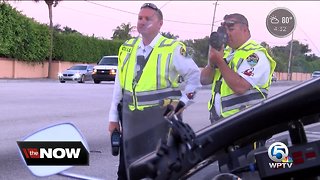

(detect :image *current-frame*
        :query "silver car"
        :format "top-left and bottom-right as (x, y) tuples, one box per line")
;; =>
(312, 71), (320, 78)
(58, 64), (94, 83)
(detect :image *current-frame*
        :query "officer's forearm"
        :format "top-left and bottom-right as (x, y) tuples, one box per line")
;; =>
(200, 65), (215, 85)
(217, 62), (251, 94)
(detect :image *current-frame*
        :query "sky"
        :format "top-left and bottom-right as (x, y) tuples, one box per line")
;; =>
(8, 1), (320, 56)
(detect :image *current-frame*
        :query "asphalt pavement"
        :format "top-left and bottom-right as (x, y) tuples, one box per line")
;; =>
(0, 79), (309, 180)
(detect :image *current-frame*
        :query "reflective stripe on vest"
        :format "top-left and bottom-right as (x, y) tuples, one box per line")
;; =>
(221, 89), (268, 112)
(159, 39), (177, 47)
(123, 88), (181, 106)
(120, 38), (139, 72)
(209, 40), (276, 118)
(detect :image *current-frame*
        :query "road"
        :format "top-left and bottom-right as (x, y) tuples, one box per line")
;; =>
(0, 79), (305, 180)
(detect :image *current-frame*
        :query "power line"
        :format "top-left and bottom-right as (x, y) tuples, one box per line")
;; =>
(59, 4), (111, 19)
(270, 1), (319, 55)
(84, 0), (219, 26)
(297, 25), (320, 55)
(84, 0), (137, 15)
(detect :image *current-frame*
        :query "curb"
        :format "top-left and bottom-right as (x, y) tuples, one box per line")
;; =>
(0, 78), (56, 83)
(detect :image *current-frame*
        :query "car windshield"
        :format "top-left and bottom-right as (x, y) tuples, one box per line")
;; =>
(99, 57), (118, 65)
(69, 65), (87, 70)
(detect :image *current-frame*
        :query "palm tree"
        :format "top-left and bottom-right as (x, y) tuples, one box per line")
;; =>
(161, 32), (179, 39)
(112, 23), (135, 40)
(34, 0), (61, 78)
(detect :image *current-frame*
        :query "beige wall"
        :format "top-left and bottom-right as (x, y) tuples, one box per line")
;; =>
(275, 71), (312, 81)
(0, 57), (93, 80)
(0, 58), (14, 78)
(0, 57), (313, 81)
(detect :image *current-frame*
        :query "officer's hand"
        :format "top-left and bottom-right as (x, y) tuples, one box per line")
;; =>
(108, 122), (120, 135)
(209, 45), (224, 67)
(160, 99), (185, 119)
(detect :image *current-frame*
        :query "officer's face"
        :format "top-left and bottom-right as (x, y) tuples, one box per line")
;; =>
(137, 8), (163, 36)
(223, 18), (249, 49)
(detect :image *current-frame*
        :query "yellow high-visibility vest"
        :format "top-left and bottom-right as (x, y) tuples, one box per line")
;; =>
(118, 36), (185, 111)
(208, 40), (276, 118)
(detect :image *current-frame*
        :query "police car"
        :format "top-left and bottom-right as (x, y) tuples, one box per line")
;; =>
(92, 56), (118, 84)
(128, 77), (320, 180)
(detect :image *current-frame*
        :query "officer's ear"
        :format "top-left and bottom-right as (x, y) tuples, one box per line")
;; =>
(159, 20), (163, 27)
(241, 24), (249, 32)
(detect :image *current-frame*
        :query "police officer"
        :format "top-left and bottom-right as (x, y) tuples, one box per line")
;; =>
(201, 13), (276, 123)
(201, 13), (276, 175)
(108, 3), (201, 180)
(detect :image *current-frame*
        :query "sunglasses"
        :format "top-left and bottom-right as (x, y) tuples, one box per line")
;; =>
(141, 3), (159, 11)
(221, 20), (247, 28)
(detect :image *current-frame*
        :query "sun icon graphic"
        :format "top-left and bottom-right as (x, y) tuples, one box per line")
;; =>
(270, 15), (280, 24)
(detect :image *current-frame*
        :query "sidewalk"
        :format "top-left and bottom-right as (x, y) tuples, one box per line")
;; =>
(270, 80), (303, 86)
(0, 78), (56, 83)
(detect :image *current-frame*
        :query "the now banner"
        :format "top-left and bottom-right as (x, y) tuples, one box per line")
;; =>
(17, 141), (89, 166)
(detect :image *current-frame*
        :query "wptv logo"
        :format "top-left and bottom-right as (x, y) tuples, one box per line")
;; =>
(17, 141), (89, 166)
(268, 142), (293, 169)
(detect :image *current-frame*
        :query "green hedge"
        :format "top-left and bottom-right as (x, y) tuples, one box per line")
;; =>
(53, 32), (123, 63)
(0, 3), (50, 62)
(0, 3), (123, 63)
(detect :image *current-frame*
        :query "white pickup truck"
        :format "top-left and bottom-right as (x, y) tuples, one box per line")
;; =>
(92, 55), (118, 84)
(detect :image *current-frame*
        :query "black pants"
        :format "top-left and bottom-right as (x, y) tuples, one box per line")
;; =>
(117, 105), (169, 180)
(117, 139), (128, 180)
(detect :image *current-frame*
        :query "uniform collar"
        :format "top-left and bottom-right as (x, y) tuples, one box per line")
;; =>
(138, 33), (162, 49)
(236, 38), (253, 51)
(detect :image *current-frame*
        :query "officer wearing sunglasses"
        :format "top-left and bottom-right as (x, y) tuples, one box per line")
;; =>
(201, 13), (276, 123)
(108, 3), (201, 180)
(200, 13), (277, 176)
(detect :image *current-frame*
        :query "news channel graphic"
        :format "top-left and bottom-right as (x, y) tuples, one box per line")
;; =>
(268, 142), (293, 169)
(266, 7), (296, 38)
(17, 141), (89, 165)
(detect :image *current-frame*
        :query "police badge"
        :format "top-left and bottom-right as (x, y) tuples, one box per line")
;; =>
(180, 47), (194, 58)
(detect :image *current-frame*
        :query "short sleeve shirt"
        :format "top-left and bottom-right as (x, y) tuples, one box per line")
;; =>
(214, 49), (271, 116)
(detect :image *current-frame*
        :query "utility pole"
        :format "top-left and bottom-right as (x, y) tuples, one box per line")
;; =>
(207, 0), (219, 60)
(210, 0), (219, 33)
(287, 31), (294, 80)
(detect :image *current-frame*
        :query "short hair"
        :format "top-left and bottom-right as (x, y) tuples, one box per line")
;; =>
(224, 13), (249, 28)
(140, 3), (163, 20)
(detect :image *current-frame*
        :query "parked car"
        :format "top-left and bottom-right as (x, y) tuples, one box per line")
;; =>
(92, 55), (118, 84)
(58, 64), (94, 83)
(312, 71), (320, 78)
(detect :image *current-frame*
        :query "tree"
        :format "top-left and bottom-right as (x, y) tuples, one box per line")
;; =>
(63, 26), (81, 35)
(112, 22), (134, 40)
(53, 24), (81, 35)
(260, 41), (275, 58)
(271, 40), (317, 73)
(305, 53), (319, 62)
(183, 37), (210, 67)
(53, 24), (62, 33)
(34, 0), (61, 78)
(161, 32), (179, 39)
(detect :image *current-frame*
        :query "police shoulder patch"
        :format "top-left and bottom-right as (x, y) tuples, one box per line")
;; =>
(180, 47), (187, 57)
(246, 53), (259, 67)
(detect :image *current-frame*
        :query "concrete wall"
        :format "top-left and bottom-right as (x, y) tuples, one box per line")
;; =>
(275, 71), (312, 81)
(0, 57), (94, 80)
(0, 57), (312, 81)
